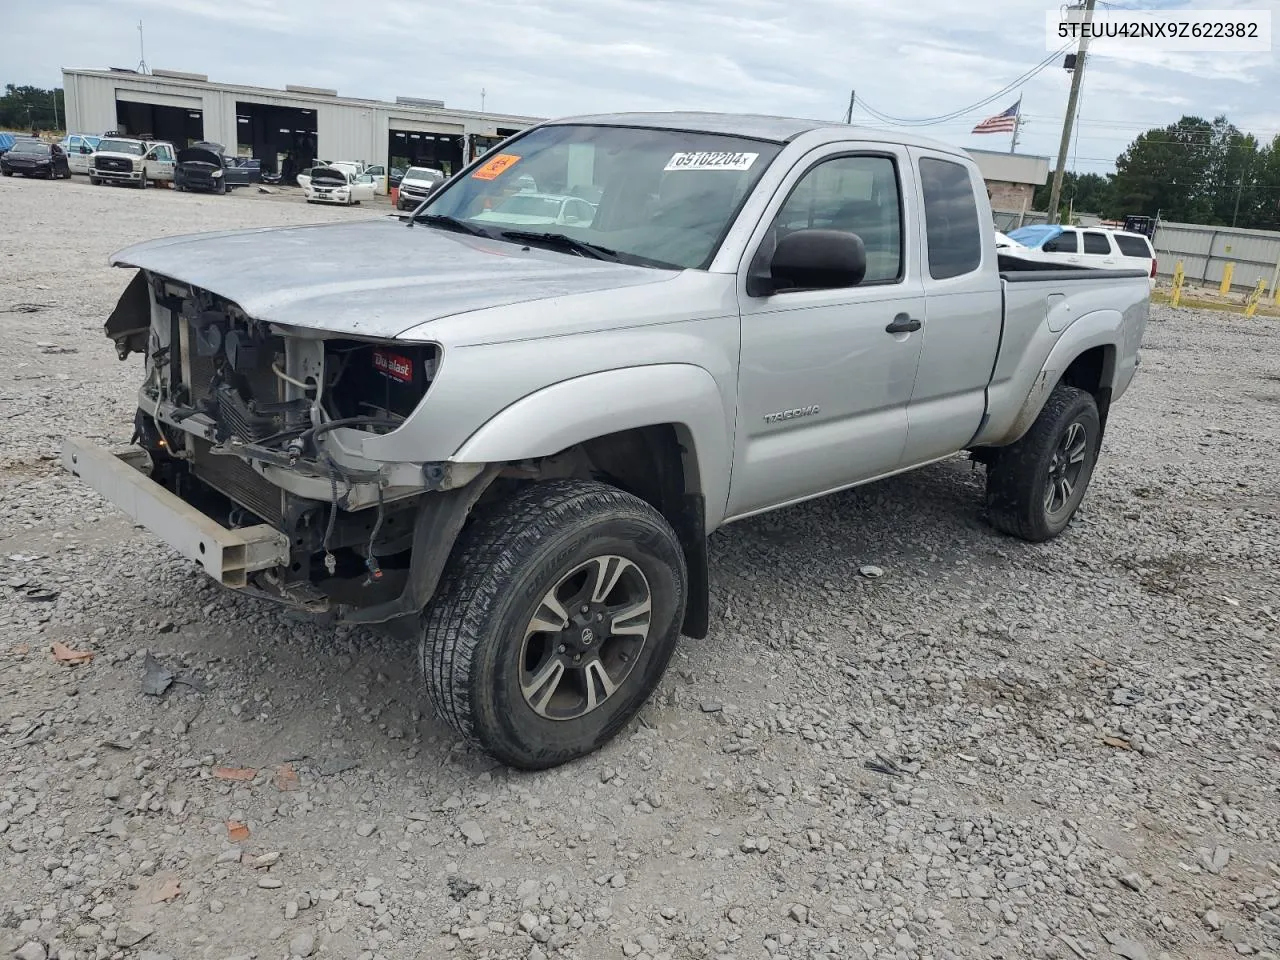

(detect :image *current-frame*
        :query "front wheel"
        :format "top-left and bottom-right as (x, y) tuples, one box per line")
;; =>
(137, 172), (148, 190)
(421, 480), (688, 770)
(985, 384), (1101, 542)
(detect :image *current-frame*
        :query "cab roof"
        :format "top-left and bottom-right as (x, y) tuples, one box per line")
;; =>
(541, 110), (967, 156)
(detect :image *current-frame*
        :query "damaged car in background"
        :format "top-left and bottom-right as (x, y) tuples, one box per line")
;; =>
(63, 111), (1150, 771)
(303, 165), (377, 205)
(174, 141), (261, 194)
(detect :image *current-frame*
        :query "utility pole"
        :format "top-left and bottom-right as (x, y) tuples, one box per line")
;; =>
(844, 89), (855, 124)
(1047, 0), (1096, 223)
(1232, 177), (1244, 227)
(52, 90), (60, 132)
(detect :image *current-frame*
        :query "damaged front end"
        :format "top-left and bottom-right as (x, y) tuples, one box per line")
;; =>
(91, 269), (489, 623)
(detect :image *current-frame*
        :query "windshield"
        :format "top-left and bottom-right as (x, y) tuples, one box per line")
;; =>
(421, 123), (783, 270)
(404, 167), (441, 181)
(11, 141), (51, 156)
(98, 139), (146, 156)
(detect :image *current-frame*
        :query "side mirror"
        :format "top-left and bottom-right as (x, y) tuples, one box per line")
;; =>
(749, 229), (867, 296)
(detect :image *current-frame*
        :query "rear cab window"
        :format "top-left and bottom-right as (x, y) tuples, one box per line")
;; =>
(1115, 234), (1153, 258)
(917, 157), (982, 279)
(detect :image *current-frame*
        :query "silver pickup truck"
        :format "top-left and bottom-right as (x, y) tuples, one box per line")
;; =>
(64, 112), (1150, 770)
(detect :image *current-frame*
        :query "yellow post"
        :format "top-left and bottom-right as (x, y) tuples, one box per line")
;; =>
(1245, 278), (1266, 317)
(1219, 262), (1235, 296)
(1171, 260), (1185, 307)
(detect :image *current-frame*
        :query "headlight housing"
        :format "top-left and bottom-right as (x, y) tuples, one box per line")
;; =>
(212, 169), (223, 178)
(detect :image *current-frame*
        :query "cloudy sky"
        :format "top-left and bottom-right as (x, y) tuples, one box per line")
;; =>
(9, 0), (1279, 172)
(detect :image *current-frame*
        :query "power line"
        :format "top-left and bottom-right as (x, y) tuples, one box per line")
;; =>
(852, 42), (1074, 127)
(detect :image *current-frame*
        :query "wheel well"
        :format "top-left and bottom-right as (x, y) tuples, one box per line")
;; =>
(500, 425), (710, 640)
(1062, 346), (1115, 433)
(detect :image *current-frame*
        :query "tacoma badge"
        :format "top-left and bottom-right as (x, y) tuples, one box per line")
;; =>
(764, 405), (820, 424)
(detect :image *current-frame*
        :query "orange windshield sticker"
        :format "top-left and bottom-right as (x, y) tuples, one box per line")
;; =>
(472, 153), (521, 180)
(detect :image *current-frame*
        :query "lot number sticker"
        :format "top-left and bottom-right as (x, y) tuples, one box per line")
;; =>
(472, 153), (522, 180)
(664, 151), (759, 172)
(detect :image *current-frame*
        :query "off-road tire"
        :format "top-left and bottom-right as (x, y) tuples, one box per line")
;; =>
(420, 479), (688, 770)
(986, 383), (1101, 543)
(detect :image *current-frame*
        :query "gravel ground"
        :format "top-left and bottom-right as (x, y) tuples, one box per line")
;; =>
(1, 175), (1278, 960)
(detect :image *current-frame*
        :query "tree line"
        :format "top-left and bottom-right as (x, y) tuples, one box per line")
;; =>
(1033, 115), (1280, 231)
(0, 84), (66, 133)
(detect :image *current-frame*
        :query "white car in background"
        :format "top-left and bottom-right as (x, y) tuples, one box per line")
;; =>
(994, 230), (1023, 250)
(296, 160), (367, 192)
(472, 192), (598, 227)
(1006, 224), (1158, 288)
(302, 165), (377, 205)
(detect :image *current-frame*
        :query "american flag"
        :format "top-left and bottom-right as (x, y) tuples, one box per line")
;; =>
(972, 100), (1021, 134)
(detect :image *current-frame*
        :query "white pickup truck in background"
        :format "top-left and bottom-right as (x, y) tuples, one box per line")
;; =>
(88, 136), (177, 188)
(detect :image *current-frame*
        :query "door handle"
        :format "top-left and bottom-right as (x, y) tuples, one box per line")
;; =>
(885, 313), (922, 334)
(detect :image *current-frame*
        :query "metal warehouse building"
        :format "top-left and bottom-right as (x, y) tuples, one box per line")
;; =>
(61, 67), (545, 178)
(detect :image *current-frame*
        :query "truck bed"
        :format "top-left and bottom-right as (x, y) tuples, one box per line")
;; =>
(967, 255), (1152, 448)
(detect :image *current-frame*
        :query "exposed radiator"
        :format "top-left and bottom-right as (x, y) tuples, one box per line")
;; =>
(191, 439), (285, 526)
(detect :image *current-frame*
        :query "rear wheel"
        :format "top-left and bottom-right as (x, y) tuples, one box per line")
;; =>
(420, 480), (688, 770)
(986, 384), (1101, 542)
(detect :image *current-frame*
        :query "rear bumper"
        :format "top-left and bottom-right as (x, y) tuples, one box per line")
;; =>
(60, 437), (290, 588)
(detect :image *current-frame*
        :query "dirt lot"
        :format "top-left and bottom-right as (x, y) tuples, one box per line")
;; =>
(1, 175), (1278, 960)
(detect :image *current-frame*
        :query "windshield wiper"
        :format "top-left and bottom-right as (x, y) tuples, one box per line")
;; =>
(411, 213), (490, 237)
(497, 231), (622, 262)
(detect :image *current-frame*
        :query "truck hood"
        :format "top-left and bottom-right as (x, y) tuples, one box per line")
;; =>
(108, 218), (677, 338)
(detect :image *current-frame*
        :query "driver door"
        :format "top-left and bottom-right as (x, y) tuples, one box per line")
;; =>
(146, 144), (175, 181)
(70, 142), (93, 175)
(726, 145), (926, 519)
(352, 173), (376, 201)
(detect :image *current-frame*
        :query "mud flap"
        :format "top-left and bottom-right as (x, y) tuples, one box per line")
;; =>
(104, 269), (151, 360)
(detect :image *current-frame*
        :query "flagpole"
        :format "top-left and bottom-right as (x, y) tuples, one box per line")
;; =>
(1009, 96), (1023, 154)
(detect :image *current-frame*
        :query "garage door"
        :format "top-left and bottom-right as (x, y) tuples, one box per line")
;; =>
(389, 117), (463, 135)
(116, 89), (203, 110)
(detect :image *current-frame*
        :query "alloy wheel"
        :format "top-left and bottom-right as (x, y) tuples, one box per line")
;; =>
(518, 555), (653, 721)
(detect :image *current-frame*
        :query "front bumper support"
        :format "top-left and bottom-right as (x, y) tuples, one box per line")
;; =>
(61, 437), (290, 588)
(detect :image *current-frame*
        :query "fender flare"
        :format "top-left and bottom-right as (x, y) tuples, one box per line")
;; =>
(452, 363), (732, 523)
(1001, 309), (1122, 445)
